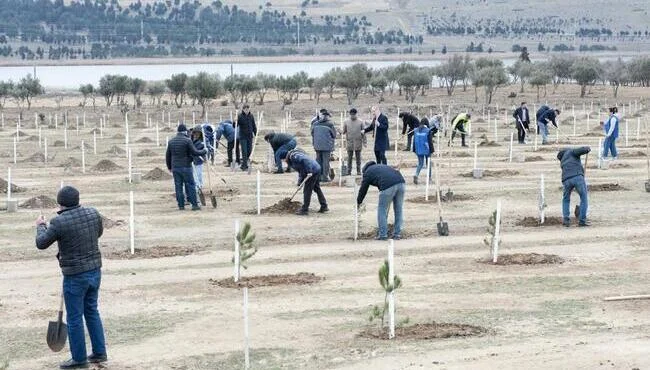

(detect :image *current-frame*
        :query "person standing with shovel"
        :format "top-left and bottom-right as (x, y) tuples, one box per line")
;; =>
(35, 186), (107, 369)
(557, 146), (591, 227)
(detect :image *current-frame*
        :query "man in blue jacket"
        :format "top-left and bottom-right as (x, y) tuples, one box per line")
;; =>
(264, 132), (296, 174)
(536, 106), (560, 145)
(166, 124), (207, 210)
(215, 120), (236, 167)
(602, 107), (619, 160)
(364, 106), (390, 165)
(36, 186), (107, 369)
(286, 148), (329, 215)
(357, 161), (406, 240)
(311, 109), (337, 182)
(557, 146), (591, 227)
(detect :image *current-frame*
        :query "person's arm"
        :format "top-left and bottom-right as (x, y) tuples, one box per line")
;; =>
(513, 108), (519, 120)
(165, 145), (172, 171)
(401, 118), (407, 135)
(572, 146), (591, 157)
(357, 177), (371, 205)
(363, 121), (375, 133)
(36, 219), (58, 250)
(378, 115), (389, 129)
(187, 139), (207, 156)
(330, 124), (336, 139)
(96, 210), (104, 239)
(252, 116), (257, 137)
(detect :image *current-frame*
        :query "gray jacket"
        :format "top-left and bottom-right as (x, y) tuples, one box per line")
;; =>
(36, 206), (103, 276)
(557, 146), (591, 182)
(311, 118), (336, 152)
(343, 118), (365, 151)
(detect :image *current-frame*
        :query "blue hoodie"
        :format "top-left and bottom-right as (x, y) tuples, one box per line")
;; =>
(287, 150), (321, 185)
(557, 146), (591, 182)
(215, 120), (235, 143)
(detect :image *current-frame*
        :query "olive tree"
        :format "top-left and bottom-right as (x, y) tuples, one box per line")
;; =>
(510, 60), (534, 93)
(570, 56), (602, 98)
(186, 72), (223, 119)
(437, 54), (469, 96)
(13, 74), (44, 110)
(224, 74), (259, 109)
(0, 81), (13, 109)
(166, 73), (188, 108)
(147, 81), (166, 107)
(549, 55), (575, 93)
(472, 58), (508, 104)
(603, 58), (628, 98)
(254, 73), (276, 105)
(627, 57), (650, 87)
(129, 78), (146, 108)
(398, 68), (431, 103)
(336, 63), (371, 105)
(320, 68), (340, 98)
(529, 62), (553, 100)
(369, 73), (388, 102)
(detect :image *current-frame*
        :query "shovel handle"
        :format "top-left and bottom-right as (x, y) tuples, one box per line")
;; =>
(58, 292), (65, 320)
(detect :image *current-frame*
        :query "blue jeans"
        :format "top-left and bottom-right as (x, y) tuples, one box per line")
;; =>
(377, 183), (405, 238)
(315, 150), (331, 182)
(173, 167), (198, 208)
(562, 175), (588, 224)
(603, 136), (618, 158)
(537, 121), (549, 143)
(275, 139), (297, 171)
(63, 268), (106, 362)
(415, 155), (431, 179)
(193, 163), (203, 189)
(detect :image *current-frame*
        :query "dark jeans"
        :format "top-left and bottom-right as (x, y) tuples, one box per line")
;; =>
(235, 140), (241, 163)
(347, 150), (361, 175)
(516, 121), (528, 143)
(275, 139), (297, 171)
(173, 167), (198, 208)
(603, 136), (618, 158)
(240, 138), (251, 170)
(451, 123), (467, 146)
(562, 175), (588, 224)
(302, 174), (327, 211)
(63, 268), (106, 362)
(405, 131), (414, 151)
(374, 150), (387, 165)
(315, 150), (331, 181)
(226, 140), (235, 164)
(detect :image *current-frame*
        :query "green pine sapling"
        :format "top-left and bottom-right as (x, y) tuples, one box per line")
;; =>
(233, 222), (257, 276)
(369, 260), (403, 330)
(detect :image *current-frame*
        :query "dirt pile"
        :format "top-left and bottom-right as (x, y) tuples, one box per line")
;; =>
(488, 253), (565, 265)
(254, 198), (302, 214)
(104, 145), (126, 155)
(19, 195), (58, 209)
(525, 156), (544, 162)
(11, 130), (29, 137)
(92, 159), (123, 172)
(588, 183), (625, 191)
(101, 215), (126, 229)
(455, 152), (471, 158)
(609, 163), (631, 169)
(461, 170), (520, 178)
(360, 322), (487, 340)
(357, 225), (435, 240)
(516, 216), (564, 227)
(143, 167), (172, 181)
(211, 272), (322, 289)
(407, 193), (475, 203)
(621, 151), (646, 158)
(106, 245), (203, 259)
(53, 140), (65, 147)
(136, 137), (153, 143)
(137, 149), (157, 157)
(24, 135), (39, 142)
(0, 178), (26, 194)
(113, 133), (125, 139)
(59, 157), (82, 167)
(22, 153), (46, 163)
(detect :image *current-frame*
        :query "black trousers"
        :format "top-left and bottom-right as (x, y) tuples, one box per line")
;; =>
(302, 175), (327, 211)
(374, 150), (387, 165)
(226, 140), (235, 164)
(235, 140), (241, 163)
(347, 150), (361, 175)
(405, 131), (414, 151)
(516, 122), (528, 143)
(451, 124), (467, 146)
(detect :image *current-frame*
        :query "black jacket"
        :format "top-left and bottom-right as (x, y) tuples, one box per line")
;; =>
(236, 112), (257, 140)
(557, 146), (590, 182)
(401, 113), (420, 135)
(357, 164), (405, 204)
(513, 106), (530, 126)
(36, 206), (103, 276)
(166, 133), (207, 170)
(268, 133), (295, 152)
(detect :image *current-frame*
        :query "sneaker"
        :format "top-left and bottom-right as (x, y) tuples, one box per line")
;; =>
(273, 169), (284, 174)
(393, 235), (402, 240)
(413, 176), (418, 185)
(375, 236), (388, 241)
(191, 205), (201, 211)
(295, 209), (309, 216)
(578, 221), (591, 227)
(59, 359), (89, 369)
(87, 353), (107, 364)
(178, 207), (185, 211)
(562, 221), (570, 227)
(317, 206), (329, 213)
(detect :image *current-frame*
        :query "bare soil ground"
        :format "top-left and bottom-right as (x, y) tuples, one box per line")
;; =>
(1, 84), (649, 370)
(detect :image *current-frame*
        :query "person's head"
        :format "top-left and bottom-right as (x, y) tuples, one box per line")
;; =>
(610, 106), (618, 114)
(349, 108), (357, 119)
(521, 101), (527, 107)
(177, 123), (188, 135)
(398, 112), (406, 119)
(362, 161), (376, 174)
(191, 126), (203, 140)
(285, 148), (304, 165)
(57, 186), (80, 209)
(371, 106), (380, 117)
(420, 117), (429, 127)
(242, 104), (250, 113)
(319, 109), (331, 119)
(466, 113), (472, 119)
(264, 132), (275, 142)
(554, 109), (561, 115)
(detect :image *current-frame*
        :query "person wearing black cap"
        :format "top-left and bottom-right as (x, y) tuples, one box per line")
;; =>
(343, 108), (366, 175)
(311, 108), (337, 182)
(513, 102), (530, 144)
(35, 186), (108, 369)
(236, 104), (257, 172)
(166, 123), (207, 210)
(399, 111), (420, 151)
(264, 131), (297, 173)
(357, 161), (406, 240)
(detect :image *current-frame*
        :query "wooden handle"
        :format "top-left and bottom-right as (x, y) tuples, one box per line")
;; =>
(59, 292), (65, 312)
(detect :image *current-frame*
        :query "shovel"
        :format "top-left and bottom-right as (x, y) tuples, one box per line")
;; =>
(204, 159), (217, 208)
(434, 157), (449, 236)
(289, 174), (312, 202)
(574, 152), (589, 218)
(47, 292), (67, 352)
(445, 137), (454, 202)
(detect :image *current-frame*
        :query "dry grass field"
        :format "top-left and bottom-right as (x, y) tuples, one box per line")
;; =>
(1, 83), (649, 369)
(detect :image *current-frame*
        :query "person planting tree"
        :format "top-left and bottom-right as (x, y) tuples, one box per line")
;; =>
(286, 148), (329, 216)
(399, 111), (420, 151)
(357, 161), (406, 240)
(190, 125), (206, 192)
(214, 120), (236, 167)
(264, 131), (296, 174)
(557, 146), (591, 227)
(450, 112), (471, 147)
(35, 186), (108, 369)
(536, 105), (561, 145)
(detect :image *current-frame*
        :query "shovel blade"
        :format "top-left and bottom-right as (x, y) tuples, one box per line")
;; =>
(47, 319), (67, 352)
(574, 205), (580, 219)
(198, 190), (206, 206)
(210, 195), (217, 208)
(437, 221), (449, 236)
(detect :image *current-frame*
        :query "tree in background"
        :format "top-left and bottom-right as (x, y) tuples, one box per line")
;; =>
(519, 47), (530, 62)
(79, 84), (96, 111)
(146, 81), (166, 107)
(626, 56), (650, 87)
(186, 72), (222, 119)
(99, 75), (116, 106)
(166, 73), (188, 108)
(472, 58), (508, 104)
(13, 74), (44, 110)
(336, 63), (371, 105)
(549, 55), (575, 93)
(320, 68), (340, 99)
(437, 54), (468, 96)
(603, 58), (628, 98)
(509, 60), (534, 93)
(529, 62), (553, 100)
(369, 73), (388, 103)
(277, 73), (304, 110)
(0, 81), (15, 110)
(129, 78), (146, 109)
(397, 67), (431, 103)
(571, 57), (602, 98)
(254, 73), (277, 105)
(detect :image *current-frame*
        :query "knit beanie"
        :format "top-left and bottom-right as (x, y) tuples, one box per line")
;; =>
(177, 123), (188, 133)
(57, 186), (80, 208)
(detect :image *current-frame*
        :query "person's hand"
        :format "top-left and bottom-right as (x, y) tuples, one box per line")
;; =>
(36, 215), (46, 226)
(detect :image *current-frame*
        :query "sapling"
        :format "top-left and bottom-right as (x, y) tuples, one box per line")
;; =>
(369, 260), (403, 330)
(483, 206), (502, 261)
(233, 222), (257, 276)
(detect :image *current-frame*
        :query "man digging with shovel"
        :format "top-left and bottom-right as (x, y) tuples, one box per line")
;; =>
(557, 146), (591, 227)
(35, 186), (107, 369)
(357, 161), (406, 240)
(286, 148), (329, 215)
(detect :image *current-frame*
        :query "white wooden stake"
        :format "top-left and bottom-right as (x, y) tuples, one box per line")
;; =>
(13, 137), (17, 164)
(492, 199), (502, 263)
(93, 132), (97, 155)
(129, 191), (135, 255)
(597, 138), (603, 169)
(82, 111), (86, 127)
(34, 112), (37, 128)
(493, 118), (498, 142)
(540, 174), (545, 224)
(387, 239), (395, 340)
(338, 148), (343, 187)
(128, 148), (133, 183)
(192, 111), (196, 125)
(44, 138), (48, 164)
(425, 157), (431, 201)
(243, 287), (250, 370)
(125, 113), (129, 157)
(64, 126), (68, 149)
(353, 182), (358, 241)
(81, 141), (85, 174)
(473, 142), (478, 170)
(6, 167), (11, 201)
(508, 132), (514, 162)
(573, 115), (576, 136)
(625, 120), (629, 147)
(637, 117), (641, 141)
(234, 219), (241, 282)
(256, 170), (261, 215)
(394, 108), (400, 161)
(155, 122), (160, 147)
(15, 125), (19, 142)
(38, 127), (42, 148)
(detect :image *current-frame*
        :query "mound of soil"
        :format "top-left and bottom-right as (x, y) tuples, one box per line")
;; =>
(22, 153), (46, 163)
(20, 195), (58, 209)
(479, 141), (500, 147)
(583, 132), (603, 137)
(143, 167), (172, 181)
(136, 137), (153, 143)
(59, 157), (82, 167)
(516, 216), (564, 227)
(360, 322), (487, 340)
(104, 145), (126, 155)
(211, 272), (322, 289)
(113, 133), (125, 139)
(589, 183), (625, 191)
(356, 224), (435, 240)
(621, 151), (646, 158)
(92, 159), (123, 172)
(11, 130), (29, 137)
(487, 253), (565, 265)
(0, 178), (26, 193)
(461, 169), (520, 178)
(609, 163), (631, 169)
(101, 215), (126, 229)
(137, 149), (157, 157)
(106, 245), (204, 259)
(53, 140), (65, 147)
(455, 152), (472, 158)
(253, 198), (302, 214)
(24, 135), (39, 142)
(407, 193), (475, 203)
(525, 156), (544, 162)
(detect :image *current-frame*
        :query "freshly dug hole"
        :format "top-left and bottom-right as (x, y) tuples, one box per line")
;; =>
(136, 137), (153, 143)
(21, 153), (46, 163)
(516, 216), (564, 227)
(211, 272), (322, 289)
(525, 156), (544, 162)
(20, 195), (58, 209)
(106, 245), (204, 259)
(101, 215), (126, 229)
(143, 167), (172, 181)
(485, 253), (564, 265)
(360, 322), (487, 340)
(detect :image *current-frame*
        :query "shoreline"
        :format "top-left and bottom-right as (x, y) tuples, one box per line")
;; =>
(0, 51), (645, 67)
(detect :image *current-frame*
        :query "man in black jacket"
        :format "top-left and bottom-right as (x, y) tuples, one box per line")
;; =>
(558, 146), (591, 227)
(36, 186), (107, 369)
(166, 124), (207, 210)
(264, 132), (296, 173)
(399, 112), (420, 151)
(513, 102), (530, 144)
(357, 161), (406, 240)
(236, 104), (257, 172)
